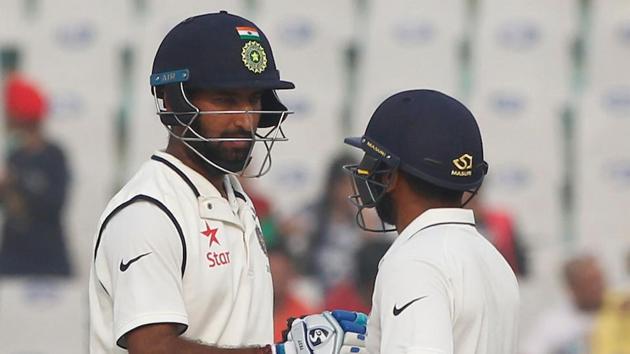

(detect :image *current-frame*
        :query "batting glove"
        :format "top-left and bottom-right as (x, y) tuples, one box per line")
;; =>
(274, 310), (368, 354)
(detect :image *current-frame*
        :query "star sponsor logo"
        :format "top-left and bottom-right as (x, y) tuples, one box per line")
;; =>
(206, 250), (231, 268)
(201, 222), (220, 248)
(200, 222), (231, 268)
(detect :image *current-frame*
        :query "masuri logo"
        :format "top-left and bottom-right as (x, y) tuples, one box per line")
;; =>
(451, 154), (473, 177)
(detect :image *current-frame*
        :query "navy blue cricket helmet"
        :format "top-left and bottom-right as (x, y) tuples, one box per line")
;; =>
(344, 89), (489, 230)
(147, 11), (295, 177)
(150, 11), (294, 128)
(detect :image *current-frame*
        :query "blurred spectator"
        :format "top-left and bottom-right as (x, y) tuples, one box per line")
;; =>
(0, 74), (72, 276)
(240, 178), (280, 245)
(305, 153), (378, 289)
(467, 190), (529, 277)
(268, 239), (315, 342)
(589, 247), (630, 353)
(324, 239), (391, 314)
(521, 254), (605, 354)
(590, 291), (630, 354)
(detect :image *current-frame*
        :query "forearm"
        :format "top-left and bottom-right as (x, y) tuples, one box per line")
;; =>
(127, 323), (272, 354)
(155, 337), (272, 354)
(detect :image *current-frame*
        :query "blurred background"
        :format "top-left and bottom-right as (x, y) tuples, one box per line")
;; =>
(0, 0), (629, 353)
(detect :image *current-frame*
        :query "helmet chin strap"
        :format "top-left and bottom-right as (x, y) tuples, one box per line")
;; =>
(461, 183), (482, 208)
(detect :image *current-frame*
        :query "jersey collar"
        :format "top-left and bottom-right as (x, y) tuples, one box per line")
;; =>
(380, 208), (476, 268)
(151, 150), (223, 198)
(398, 208), (476, 242)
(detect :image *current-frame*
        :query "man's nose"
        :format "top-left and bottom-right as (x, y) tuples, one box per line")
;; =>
(232, 110), (257, 131)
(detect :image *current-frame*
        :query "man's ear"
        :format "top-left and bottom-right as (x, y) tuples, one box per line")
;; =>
(383, 168), (399, 193)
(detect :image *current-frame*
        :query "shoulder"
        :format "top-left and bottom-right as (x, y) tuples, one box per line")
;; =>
(98, 159), (196, 228)
(100, 201), (181, 244)
(94, 192), (188, 275)
(116, 159), (193, 202)
(413, 224), (494, 256)
(381, 226), (484, 278)
(378, 242), (451, 287)
(386, 232), (450, 265)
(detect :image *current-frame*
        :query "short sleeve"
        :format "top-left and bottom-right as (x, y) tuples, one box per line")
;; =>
(375, 259), (454, 354)
(96, 201), (188, 348)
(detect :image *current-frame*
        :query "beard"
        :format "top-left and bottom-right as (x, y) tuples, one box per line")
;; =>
(375, 192), (397, 227)
(185, 127), (254, 176)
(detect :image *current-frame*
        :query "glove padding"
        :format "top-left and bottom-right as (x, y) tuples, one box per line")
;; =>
(276, 310), (368, 354)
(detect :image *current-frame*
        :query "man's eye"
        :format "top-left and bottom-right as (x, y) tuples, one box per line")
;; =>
(250, 95), (263, 106)
(213, 97), (234, 104)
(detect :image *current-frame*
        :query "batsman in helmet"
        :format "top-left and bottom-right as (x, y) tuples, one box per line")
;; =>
(344, 89), (520, 354)
(89, 11), (366, 354)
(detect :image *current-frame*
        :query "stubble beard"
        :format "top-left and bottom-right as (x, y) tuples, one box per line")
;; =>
(374, 192), (397, 228)
(184, 125), (254, 176)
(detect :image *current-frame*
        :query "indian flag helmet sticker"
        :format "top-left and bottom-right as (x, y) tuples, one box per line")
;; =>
(241, 41), (268, 74)
(236, 26), (260, 41)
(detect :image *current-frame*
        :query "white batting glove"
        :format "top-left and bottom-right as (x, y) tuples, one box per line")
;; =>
(274, 310), (368, 354)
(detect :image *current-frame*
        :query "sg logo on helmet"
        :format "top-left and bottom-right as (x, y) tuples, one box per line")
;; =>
(452, 154), (473, 177)
(308, 327), (331, 347)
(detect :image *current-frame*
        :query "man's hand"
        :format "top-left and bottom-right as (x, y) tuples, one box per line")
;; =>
(276, 310), (368, 354)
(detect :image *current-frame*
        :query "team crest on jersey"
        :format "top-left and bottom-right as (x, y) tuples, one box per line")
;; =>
(241, 41), (267, 73)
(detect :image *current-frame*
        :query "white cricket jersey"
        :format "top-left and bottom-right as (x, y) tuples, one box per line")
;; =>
(367, 208), (519, 354)
(88, 151), (273, 353)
